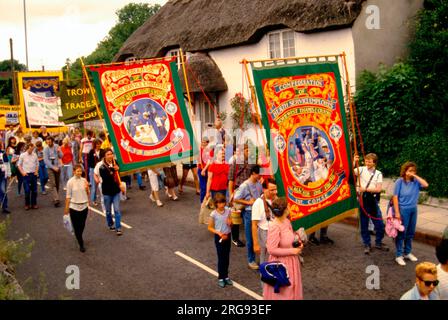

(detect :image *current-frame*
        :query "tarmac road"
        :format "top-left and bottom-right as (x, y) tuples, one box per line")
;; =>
(2, 185), (439, 300)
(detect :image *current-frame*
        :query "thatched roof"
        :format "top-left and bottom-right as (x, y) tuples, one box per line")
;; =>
(178, 53), (227, 93)
(115, 0), (366, 61)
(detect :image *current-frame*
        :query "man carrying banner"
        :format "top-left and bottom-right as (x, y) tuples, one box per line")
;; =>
(354, 153), (389, 255)
(44, 136), (63, 207)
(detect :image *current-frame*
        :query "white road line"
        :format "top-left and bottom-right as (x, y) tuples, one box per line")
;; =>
(174, 251), (263, 300)
(88, 206), (133, 229)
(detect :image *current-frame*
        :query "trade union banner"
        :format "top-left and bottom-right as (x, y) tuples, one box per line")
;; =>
(252, 61), (358, 232)
(89, 58), (197, 173)
(0, 105), (20, 130)
(23, 89), (65, 127)
(59, 80), (101, 124)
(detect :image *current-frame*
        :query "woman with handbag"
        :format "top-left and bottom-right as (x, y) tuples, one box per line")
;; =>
(263, 197), (303, 300)
(393, 162), (429, 266)
(64, 164), (90, 252)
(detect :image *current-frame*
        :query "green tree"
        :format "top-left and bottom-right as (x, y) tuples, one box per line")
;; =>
(0, 59), (27, 104)
(67, 3), (161, 79)
(355, 0), (448, 197)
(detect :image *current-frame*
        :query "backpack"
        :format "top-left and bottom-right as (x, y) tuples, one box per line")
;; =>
(259, 261), (291, 293)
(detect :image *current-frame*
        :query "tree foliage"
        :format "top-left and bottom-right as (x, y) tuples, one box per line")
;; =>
(0, 59), (27, 104)
(355, 0), (448, 197)
(66, 3), (161, 79)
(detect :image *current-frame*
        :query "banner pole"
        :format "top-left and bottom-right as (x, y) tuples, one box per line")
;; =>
(241, 59), (267, 154)
(80, 57), (122, 185)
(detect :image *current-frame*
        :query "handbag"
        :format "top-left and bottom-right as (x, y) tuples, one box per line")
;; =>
(259, 261), (291, 293)
(199, 197), (214, 224)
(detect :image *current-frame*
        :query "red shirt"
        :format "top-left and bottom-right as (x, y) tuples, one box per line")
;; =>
(61, 145), (73, 165)
(199, 147), (214, 169)
(209, 162), (229, 191)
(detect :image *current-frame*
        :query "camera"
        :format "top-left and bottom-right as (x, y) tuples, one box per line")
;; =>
(292, 235), (300, 248)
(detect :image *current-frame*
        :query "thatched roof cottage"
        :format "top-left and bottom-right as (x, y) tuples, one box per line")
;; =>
(116, 0), (423, 131)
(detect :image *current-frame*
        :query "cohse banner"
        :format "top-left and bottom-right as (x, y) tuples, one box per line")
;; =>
(59, 80), (101, 124)
(89, 58), (197, 173)
(252, 61), (358, 232)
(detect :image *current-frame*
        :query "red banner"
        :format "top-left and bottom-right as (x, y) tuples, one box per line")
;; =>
(90, 58), (196, 173)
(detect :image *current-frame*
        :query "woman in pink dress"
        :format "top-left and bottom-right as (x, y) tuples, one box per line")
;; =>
(263, 197), (303, 300)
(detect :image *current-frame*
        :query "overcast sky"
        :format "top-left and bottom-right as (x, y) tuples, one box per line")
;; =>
(0, 0), (167, 71)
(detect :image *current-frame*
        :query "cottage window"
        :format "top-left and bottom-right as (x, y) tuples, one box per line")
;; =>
(268, 30), (296, 59)
(167, 49), (181, 69)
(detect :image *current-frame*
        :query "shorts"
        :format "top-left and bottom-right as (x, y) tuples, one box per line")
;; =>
(182, 163), (197, 170)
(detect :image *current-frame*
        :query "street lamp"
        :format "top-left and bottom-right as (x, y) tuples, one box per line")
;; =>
(23, 0), (29, 70)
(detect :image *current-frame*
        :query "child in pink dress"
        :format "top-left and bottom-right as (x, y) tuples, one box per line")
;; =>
(263, 197), (303, 300)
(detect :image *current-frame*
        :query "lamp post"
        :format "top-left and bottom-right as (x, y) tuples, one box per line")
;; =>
(23, 0), (29, 70)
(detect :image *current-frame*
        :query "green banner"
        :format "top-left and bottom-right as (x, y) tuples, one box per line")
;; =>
(252, 60), (358, 232)
(58, 80), (101, 124)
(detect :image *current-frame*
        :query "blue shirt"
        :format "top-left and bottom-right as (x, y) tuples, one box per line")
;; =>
(234, 180), (263, 211)
(210, 208), (231, 234)
(400, 285), (439, 300)
(394, 178), (422, 210)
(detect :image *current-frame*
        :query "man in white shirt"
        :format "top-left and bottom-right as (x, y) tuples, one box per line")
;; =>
(252, 178), (277, 265)
(435, 240), (448, 300)
(353, 153), (389, 255)
(17, 143), (39, 210)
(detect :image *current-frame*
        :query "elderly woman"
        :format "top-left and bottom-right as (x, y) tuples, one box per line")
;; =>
(393, 162), (429, 266)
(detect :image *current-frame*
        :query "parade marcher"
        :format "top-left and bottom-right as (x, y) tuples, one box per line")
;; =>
(393, 161), (429, 266)
(263, 197), (303, 300)
(228, 144), (254, 248)
(208, 193), (233, 288)
(400, 262), (440, 300)
(65, 164), (90, 253)
(435, 240), (448, 300)
(38, 125), (50, 141)
(0, 145), (11, 214)
(88, 139), (102, 205)
(234, 165), (263, 270)
(13, 142), (26, 196)
(44, 136), (63, 207)
(179, 157), (200, 195)
(17, 143), (39, 210)
(93, 149), (106, 211)
(163, 164), (179, 201)
(79, 130), (94, 182)
(198, 137), (213, 203)
(206, 147), (229, 200)
(148, 168), (164, 207)
(353, 153), (389, 254)
(252, 178), (277, 266)
(99, 148), (124, 236)
(31, 130), (43, 145)
(35, 141), (48, 195)
(60, 137), (74, 191)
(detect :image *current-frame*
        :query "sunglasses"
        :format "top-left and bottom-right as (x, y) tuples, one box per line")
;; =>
(418, 278), (439, 287)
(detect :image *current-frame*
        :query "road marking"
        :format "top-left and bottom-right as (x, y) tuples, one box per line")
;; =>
(88, 206), (133, 230)
(174, 251), (263, 300)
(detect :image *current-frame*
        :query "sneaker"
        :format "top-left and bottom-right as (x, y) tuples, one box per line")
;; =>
(320, 236), (334, 245)
(156, 200), (163, 207)
(375, 243), (390, 252)
(224, 278), (233, 286)
(218, 279), (226, 288)
(404, 253), (418, 262)
(116, 230), (123, 236)
(309, 235), (320, 246)
(364, 245), (371, 255)
(149, 194), (156, 202)
(232, 239), (245, 247)
(109, 226), (116, 231)
(395, 256), (406, 266)
(172, 196), (178, 201)
(248, 262), (259, 270)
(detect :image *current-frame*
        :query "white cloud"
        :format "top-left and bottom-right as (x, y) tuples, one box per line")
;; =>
(0, 0), (167, 71)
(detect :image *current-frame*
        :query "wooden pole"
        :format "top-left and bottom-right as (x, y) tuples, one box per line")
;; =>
(9, 38), (18, 106)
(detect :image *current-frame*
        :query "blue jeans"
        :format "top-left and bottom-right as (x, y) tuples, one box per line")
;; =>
(136, 173), (143, 187)
(38, 160), (48, 192)
(89, 168), (97, 202)
(214, 234), (231, 280)
(360, 202), (385, 247)
(0, 173), (8, 209)
(103, 193), (122, 230)
(395, 206), (417, 257)
(243, 209), (256, 264)
(198, 168), (208, 203)
(61, 164), (73, 189)
(23, 174), (38, 206)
